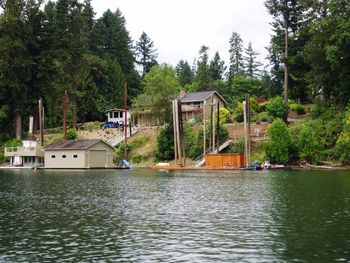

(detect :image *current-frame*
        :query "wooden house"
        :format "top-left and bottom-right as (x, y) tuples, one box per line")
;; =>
(180, 90), (227, 121)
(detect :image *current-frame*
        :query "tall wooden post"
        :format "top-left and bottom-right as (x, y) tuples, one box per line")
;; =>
(243, 94), (251, 166)
(209, 104), (213, 152)
(29, 116), (34, 135)
(63, 90), (68, 140)
(216, 100), (220, 153)
(212, 100), (216, 154)
(124, 82), (128, 160)
(177, 99), (186, 166)
(284, 14), (289, 104)
(39, 99), (44, 146)
(203, 101), (206, 156)
(172, 101), (178, 164)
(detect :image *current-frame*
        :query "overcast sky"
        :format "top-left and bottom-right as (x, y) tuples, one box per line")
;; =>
(91, 0), (272, 68)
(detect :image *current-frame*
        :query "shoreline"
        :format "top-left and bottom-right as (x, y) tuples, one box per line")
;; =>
(1, 164), (349, 171)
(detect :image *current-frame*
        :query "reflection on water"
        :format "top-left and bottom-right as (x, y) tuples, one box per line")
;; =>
(0, 169), (349, 262)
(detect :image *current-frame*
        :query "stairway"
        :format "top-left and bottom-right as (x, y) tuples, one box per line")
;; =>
(107, 127), (140, 147)
(194, 139), (234, 167)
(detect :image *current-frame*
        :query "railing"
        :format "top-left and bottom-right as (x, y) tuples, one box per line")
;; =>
(192, 137), (231, 165)
(4, 147), (19, 153)
(4, 146), (44, 157)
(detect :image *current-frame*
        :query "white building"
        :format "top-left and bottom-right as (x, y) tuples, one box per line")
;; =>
(105, 108), (131, 125)
(4, 136), (44, 167)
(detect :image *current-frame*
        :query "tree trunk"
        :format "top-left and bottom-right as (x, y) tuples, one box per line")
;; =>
(15, 114), (22, 140)
(33, 111), (38, 134)
(72, 93), (77, 129)
(284, 14), (289, 104)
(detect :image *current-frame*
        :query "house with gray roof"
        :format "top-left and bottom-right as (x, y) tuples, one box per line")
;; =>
(44, 139), (114, 169)
(180, 90), (227, 121)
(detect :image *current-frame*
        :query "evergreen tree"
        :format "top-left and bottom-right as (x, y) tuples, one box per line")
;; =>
(244, 42), (262, 78)
(0, 0), (39, 138)
(195, 45), (212, 91)
(135, 31), (158, 75)
(265, 0), (303, 103)
(91, 9), (140, 106)
(175, 59), (194, 87)
(209, 51), (226, 80)
(228, 32), (244, 79)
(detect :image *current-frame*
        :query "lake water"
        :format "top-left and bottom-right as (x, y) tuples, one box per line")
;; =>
(0, 169), (349, 262)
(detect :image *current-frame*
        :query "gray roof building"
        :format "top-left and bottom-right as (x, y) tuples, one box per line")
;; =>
(180, 90), (227, 104)
(44, 140), (114, 169)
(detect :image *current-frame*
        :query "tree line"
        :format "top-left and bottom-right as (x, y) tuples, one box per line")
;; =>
(1, 0), (349, 142)
(0, 0), (156, 140)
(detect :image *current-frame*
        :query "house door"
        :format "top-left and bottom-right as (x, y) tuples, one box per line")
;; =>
(89, 150), (107, 168)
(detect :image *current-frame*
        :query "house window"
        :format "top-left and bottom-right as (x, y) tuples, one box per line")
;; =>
(109, 112), (113, 118)
(120, 111), (123, 118)
(51, 155), (56, 159)
(113, 111), (118, 118)
(194, 102), (201, 108)
(62, 155), (66, 158)
(73, 155), (78, 158)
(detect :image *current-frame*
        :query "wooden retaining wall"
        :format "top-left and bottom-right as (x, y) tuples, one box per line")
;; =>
(205, 154), (244, 168)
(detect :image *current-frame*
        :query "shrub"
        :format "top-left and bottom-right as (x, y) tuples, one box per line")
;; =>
(66, 128), (77, 140)
(335, 133), (350, 164)
(219, 108), (231, 124)
(225, 139), (244, 154)
(334, 110), (350, 163)
(265, 119), (292, 163)
(4, 138), (22, 147)
(266, 96), (289, 120)
(131, 154), (148, 164)
(156, 125), (174, 161)
(293, 124), (322, 163)
(257, 112), (269, 122)
(0, 152), (9, 163)
(289, 103), (305, 115)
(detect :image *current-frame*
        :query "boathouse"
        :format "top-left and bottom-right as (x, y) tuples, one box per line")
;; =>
(44, 139), (114, 169)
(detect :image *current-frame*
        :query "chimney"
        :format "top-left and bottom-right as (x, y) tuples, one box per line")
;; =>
(29, 116), (34, 135)
(179, 89), (186, 99)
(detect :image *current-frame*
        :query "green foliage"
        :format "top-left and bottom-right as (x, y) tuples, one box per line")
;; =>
(289, 103), (305, 115)
(209, 52), (226, 80)
(135, 32), (158, 75)
(266, 96), (289, 120)
(229, 75), (263, 102)
(335, 133), (350, 164)
(244, 42), (262, 78)
(229, 32), (244, 78)
(131, 154), (148, 164)
(175, 60), (194, 87)
(0, 152), (10, 164)
(66, 128), (77, 140)
(266, 119), (292, 163)
(219, 108), (231, 124)
(133, 64), (180, 124)
(335, 109), (350, 164)
(156, 125), (174, 161)
(195, 45), (212, 91)
(257, 112), (270, 122)
(3, 139), (22, 147)
(224, 139), (244, 154)
(292, 124), (322, 163)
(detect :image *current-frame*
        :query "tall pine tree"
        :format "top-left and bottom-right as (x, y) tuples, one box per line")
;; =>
(228, 32), (244, 80)
(135, 31), (158, 75)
